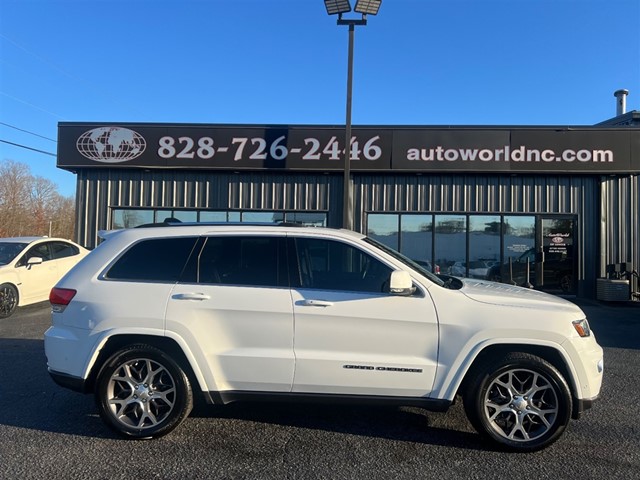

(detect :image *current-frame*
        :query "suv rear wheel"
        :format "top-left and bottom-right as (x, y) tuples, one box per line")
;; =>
(463, 352), (572, 452)
(95, 344), (193, 439)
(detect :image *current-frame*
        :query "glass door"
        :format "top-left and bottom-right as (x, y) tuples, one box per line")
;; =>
(538, 217), (576, 294)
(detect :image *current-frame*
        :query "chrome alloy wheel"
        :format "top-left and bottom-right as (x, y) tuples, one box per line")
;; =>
(106, 358), (177, 430)
(483, 368), (559, 442)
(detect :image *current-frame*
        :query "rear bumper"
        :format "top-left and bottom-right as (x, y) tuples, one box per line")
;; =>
(48, 369), (88, 393)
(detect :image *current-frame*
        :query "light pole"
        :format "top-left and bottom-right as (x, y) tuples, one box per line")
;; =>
(324, 0), (382, 230)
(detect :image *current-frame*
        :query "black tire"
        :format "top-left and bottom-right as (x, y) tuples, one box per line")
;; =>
(463, 352), (572, 452)
(95, 344), (193, 439)
(0, 283), (18, 319)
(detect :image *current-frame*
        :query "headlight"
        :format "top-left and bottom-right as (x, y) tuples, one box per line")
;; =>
(572, 318), (591, 337)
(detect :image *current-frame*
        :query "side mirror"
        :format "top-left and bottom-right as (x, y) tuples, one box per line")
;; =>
(27, 257), (43, 266)
(389, 271), (416, 296)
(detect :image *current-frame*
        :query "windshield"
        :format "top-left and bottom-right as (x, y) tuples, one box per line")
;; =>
(363, 237), (445, 287)
(0, 242), (28, 266)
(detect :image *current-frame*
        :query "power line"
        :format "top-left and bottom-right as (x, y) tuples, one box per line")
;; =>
(0, 33), (146, 118)
(0, 91), (65, 119)
(0, 122), (57, 142)
(0, 139), (56, 157)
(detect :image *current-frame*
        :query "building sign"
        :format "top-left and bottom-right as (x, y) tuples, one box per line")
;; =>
(58, 123), (640, 174)
(393, 129), (634, 173)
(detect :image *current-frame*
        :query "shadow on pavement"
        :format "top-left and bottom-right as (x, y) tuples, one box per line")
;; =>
(0, 336), (489, 451)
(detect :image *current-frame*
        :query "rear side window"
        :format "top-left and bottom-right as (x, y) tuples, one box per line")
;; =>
(195, 236), (287, 288)
(50, 241), (80, 259)
(105, 237), (198, 282)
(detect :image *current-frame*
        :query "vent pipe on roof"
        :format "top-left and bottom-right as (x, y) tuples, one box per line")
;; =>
(614, 89), (629, 116)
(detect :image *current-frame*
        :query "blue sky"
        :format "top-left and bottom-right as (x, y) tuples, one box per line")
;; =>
(1, 0), (639, 197)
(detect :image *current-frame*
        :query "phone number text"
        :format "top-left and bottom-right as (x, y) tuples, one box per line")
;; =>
(157, 135), (383, 162)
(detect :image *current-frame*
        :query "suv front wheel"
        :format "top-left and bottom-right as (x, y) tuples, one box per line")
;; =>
(95, 344), (193, 439)
(463, 352), (572, 452)
(0, 283), (18, 318)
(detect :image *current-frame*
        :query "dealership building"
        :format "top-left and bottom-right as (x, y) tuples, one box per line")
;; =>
(57, 104), (640, 301)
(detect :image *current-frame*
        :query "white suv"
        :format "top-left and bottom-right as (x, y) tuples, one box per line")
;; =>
(44, 224), (603, 451)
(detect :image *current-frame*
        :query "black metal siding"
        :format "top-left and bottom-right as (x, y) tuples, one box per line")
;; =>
(74, 169), (640, 299)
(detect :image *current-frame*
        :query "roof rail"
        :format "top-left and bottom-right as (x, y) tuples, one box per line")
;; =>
(134, 220), (317, 229)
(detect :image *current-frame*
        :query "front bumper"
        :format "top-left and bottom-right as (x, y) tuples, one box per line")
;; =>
(562, 333), (604, 418)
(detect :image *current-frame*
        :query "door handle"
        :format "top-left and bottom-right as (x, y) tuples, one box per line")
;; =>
(173, 293), (211, 301)
(301, 299), (333, 307)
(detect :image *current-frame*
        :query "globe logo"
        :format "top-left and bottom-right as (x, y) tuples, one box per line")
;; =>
(76, 127), (146, 163)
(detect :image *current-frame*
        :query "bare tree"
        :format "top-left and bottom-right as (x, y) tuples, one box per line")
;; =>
(0, 159), (76, 239)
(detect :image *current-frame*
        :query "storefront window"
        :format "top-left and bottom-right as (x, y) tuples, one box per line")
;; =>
(503, 216), (535, 262)
(112, 210), (154, 229)
(200, 211), (230, 222)
(241, 212), (284, 223)
(367, 214), (400, 250)
(495, 215), (536, 285)
(112, 209), (323, 228)
(170, 210), (198, 223)
(285, 212), (327, 226)
(400, 215), (434, 272)
(468, 215), (501, 279)
(434, 215), (467, 276)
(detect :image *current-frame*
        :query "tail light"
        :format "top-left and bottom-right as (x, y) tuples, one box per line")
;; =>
(50, 288), (77, 313)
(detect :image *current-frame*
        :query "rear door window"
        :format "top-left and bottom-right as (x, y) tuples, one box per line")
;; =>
(195, 236), (287, 288)
(50, 241), (80, 259)
(105, 237), (199, 282)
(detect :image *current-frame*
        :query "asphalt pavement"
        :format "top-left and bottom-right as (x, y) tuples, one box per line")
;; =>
(0, 299), (638, 480)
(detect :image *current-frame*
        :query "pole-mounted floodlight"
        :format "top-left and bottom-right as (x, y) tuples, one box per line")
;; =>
(354, 0), (382, 15)
(324, 0), (352, 15)
(323, 0), (382, 230)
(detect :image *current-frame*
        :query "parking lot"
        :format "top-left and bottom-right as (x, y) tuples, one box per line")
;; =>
(1, 299), (639, 480)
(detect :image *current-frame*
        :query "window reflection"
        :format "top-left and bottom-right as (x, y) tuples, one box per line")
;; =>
(468, 215), (500, 279)
(241, 212), (284, 223)
(494, 216), (536, 285)
(199, 211), (230, 222)
(285, 212), (327, 226)
(171, 210), (197, 223)
(503, 216), (535, 263)
(435, 215), (466, 277)
(367, 214), (399, 250)
(112, 210), (154, 229)
(111, 209), (326, 228)
(401, 215), (435, 273)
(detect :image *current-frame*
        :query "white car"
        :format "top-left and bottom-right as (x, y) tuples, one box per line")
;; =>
(44, 224), (603, 451)
(0, 237), (89, 318)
